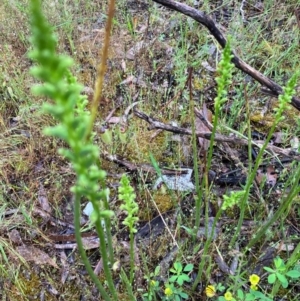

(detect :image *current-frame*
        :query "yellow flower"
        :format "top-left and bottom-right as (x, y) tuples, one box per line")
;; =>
(249, 274), (260, 286)
(205, 285), (216, 298)
(164, 286), (173, 297)
(150, 280), (156, 286)
(224, 291), (233, 301)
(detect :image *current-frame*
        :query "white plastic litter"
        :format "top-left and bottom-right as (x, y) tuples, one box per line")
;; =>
(153, 168), (194, 192)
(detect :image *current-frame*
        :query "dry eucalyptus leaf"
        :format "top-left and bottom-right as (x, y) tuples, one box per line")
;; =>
(9, 229), (23, 246)
(272, 132), (284, 144)
(274, 242), (294, 252)
(256, 169), (265, 184)
(17, 245), (58, 268)
(82, 237), (100, 250)
(126, 41), (147, 60)
(256, 166), (277, 186)
(121, 59), (126, 72)
(201, 61), (216, 72)
(38, 184), (52, 213)
(266, 166), (277, 186)
(195, 104), (212, 155)
(290, 136), (299, 150)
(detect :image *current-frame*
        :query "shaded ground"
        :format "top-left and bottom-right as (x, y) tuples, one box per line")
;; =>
(1, 0), (300, 300)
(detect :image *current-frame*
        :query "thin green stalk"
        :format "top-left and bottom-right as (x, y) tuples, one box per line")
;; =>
(84, 190), (116, 298)
(120, 269), (136, 301)
(192, 39), (234, 289)
(74, 194), (111, 301)
(229, 123), (276, 248)
(94, 215), (118, 300)
(103, 196), (115, 264)
(230, 71), (300, 248)
(285, 241), (300, 270)
(192, 207), (223, 290)
(129, 231), (135, 284)
(245, 87), (252, 174)
(190, 72), (203, 236)
(205, 102), (220, 239)
(246, 165), (300, 249)
(77, 191), (117, 299)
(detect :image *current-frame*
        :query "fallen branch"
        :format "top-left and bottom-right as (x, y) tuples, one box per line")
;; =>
(101, 150), (188, 175)
(152, 0), (300, 111)
(134, 109), (300, 160)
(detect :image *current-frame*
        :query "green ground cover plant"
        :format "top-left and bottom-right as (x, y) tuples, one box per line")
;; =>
(210, 259), (300, 301)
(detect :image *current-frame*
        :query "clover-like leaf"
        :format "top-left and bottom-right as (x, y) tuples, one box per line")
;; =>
(267, 273), (276, 284)
(178, 274), (190, 285)
(179, 291), (188, 299)
(274, 257), (285, 271)
(169, 275), (178, 283)
(286, 270), (300, 278)
(173, 262), (183, 273)
(264, 267), (275, 273)
(184, 263), (194, 272)
(237, 289), (244, 299)
(276, 273), (288, 288)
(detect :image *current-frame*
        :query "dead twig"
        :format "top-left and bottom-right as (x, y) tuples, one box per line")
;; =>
(152, 0), (300, 111)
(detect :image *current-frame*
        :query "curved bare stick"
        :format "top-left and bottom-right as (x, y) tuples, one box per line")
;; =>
(153, 0), (300, 111)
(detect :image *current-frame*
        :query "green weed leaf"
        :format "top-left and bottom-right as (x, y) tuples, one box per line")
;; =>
(274, 257), (285, 270)
(245, 293), (256, 301)
(264, 267), (275, 273)
(276, 273), (288, 288)
(286, 270), (300, 278)
(237, 289), (244, 299)
(178, 291), (188, 299)
(183, 263), (193, 272)
(174, 262), (183, 272)
(178, 274), (190, 285)
(268, 273), (276, 284)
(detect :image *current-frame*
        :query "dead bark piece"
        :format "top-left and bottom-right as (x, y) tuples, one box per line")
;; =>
(152, 0), (300, 111)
